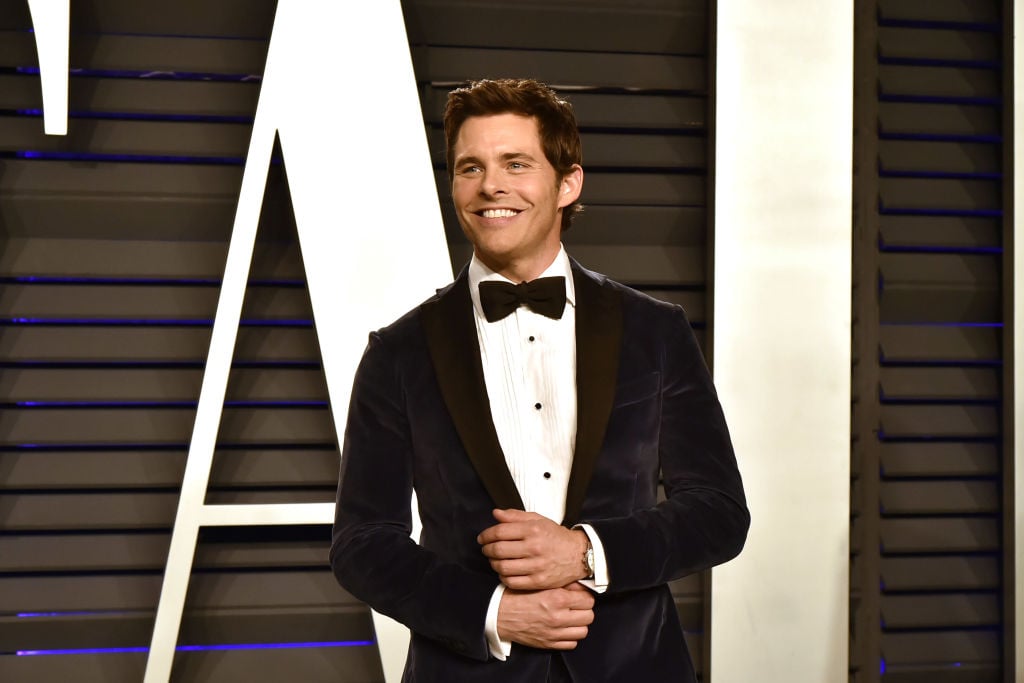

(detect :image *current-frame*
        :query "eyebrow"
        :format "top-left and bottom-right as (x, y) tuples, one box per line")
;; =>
(454, 151), (540, 167)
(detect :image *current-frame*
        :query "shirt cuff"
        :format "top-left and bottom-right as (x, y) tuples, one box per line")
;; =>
(575, 523), (609, 593)
(484, 583), (512, 660)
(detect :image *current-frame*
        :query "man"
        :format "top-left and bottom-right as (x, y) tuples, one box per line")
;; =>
(331, 78), (748, 682)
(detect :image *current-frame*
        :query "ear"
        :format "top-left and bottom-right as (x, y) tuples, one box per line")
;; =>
(557, 164), (584, 209)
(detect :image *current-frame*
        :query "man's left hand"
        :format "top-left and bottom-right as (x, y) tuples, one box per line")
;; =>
(477, 509), (589, 590)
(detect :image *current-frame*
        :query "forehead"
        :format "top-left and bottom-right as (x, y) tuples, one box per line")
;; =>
(454, 113), (543, 157)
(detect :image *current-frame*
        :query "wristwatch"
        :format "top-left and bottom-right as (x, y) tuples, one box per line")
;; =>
(583, 541), (595, 579)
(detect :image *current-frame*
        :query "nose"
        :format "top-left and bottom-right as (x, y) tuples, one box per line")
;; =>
(479, 168), (506, 197)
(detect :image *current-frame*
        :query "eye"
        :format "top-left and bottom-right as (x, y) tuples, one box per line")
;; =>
(458, 165), (482, 175)
(508, 161), (526, 170)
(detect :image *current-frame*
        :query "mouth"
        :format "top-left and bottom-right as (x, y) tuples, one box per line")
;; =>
(476, 208), (521, 219)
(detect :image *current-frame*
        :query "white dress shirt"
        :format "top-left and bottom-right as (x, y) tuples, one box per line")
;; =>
(468, 246), (608, 660)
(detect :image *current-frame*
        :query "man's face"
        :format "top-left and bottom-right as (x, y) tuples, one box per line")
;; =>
(451, 113), (582, 281)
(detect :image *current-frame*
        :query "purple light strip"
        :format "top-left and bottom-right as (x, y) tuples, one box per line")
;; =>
(17, 640), (375, 656)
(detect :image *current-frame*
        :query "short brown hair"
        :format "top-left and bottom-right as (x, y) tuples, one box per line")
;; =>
(444, 78), (583, 230)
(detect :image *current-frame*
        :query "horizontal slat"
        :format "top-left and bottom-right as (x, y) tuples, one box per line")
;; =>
(0, 571), (355, 613)
(0, 449), (338, 490)
(881, 518), (999, 553)
(0, 490), (333, 531)
(0, 328), (320, 361)
(1, 368), (326, 401)
(0, 74), (260, 117)
(878, 27), (999, 62)
(878, 102), (999, 137)
(878, 65), (1000, 99)
(878, 178), (1000, 211)
(879, 216), (1000, 250)
(0, 117), (252, 158)
(0, 531), (331, 573)
(0, 647), (383, 683)
(878, 0), (1001, 24)
(880, 405), (999, 438)
(881, 593), (999, 628)
(0, 0), (276, 37)
(880, 665), (999, 683)
(878, 140), (999, 174)
(1, 607), (371, 650)
(882, 631), (999, 666)
(412, 46), (706, 92)
(0, 32), (269, 74)
(880, 481), (999, 514)
(0, 159), (242, 206)
(421, 88), (707, 130)
(879, 325), (1000, 363)
(879, 367), (999, 400)
(880, 443), (999, 477)
(0, 406), (336, 446)
(0, 238), (296, 279)
(881, 556), (999, 591)
(403, 0), (706, 55)
(0, 285), (311, 319)
(880, 254), (998, 292)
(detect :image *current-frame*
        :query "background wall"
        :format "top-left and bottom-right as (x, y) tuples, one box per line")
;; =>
(0, 0), (1015, 682)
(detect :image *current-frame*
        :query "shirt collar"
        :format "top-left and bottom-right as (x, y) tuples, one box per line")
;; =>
(468, 245), (576, 320)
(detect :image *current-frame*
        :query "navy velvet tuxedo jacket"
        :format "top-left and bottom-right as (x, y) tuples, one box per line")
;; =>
(330, 259), (749, 682)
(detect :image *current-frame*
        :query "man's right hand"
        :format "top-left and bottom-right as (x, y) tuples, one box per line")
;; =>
(496, 582), (595, 650)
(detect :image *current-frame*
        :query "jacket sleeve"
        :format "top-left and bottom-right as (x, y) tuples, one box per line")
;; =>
(585, 306), (750, 592)
(329, 331), (497, 661)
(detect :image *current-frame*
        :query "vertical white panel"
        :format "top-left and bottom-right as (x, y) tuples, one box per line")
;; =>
(710, 2), (852, 682)
(1014, 3), (1024, 678)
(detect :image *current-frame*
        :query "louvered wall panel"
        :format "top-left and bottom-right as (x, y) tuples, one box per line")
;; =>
(1, 0), (712, 681)
(851, 1), (1007, 682)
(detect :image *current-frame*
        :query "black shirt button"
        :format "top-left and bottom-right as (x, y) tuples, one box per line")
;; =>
(543, 472), (552, 479)
(534, 402), (542, 410)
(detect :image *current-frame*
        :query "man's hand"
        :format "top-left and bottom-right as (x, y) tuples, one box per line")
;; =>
(497, 583), (595, 650)
(477, 508), (589, 590)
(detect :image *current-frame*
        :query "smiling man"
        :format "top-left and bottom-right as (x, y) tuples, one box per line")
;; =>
(331, 78), (749, 683)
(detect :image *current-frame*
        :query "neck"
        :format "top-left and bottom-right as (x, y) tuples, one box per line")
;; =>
(476, 247), (561, 283)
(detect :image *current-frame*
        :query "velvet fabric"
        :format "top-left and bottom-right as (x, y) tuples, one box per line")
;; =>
(330, 260), (749, 682)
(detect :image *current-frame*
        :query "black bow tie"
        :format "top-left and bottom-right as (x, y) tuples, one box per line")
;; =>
(479, 276), (567, 322)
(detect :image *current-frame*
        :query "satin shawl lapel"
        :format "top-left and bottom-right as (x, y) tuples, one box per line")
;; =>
(420, 271), (524, 510)
(564, 261), (623, 525)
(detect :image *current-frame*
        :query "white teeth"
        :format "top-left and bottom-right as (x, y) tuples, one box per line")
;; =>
(482, 209), (518, 218)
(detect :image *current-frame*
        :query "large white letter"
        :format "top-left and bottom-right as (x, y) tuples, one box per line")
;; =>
(27, 0), (69, 135)
(144, 2), (449, 681)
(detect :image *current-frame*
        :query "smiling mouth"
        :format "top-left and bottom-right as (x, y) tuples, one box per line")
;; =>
(478, 209), (521, 218)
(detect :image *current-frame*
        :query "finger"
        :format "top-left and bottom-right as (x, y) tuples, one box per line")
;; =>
(480, 540), (527, 560)
(477, 522), (527, 545)
(553, 625), (590, 642)
(489, 558), (536, 577)
(501, 573), (550, 591)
